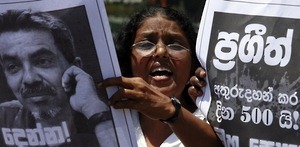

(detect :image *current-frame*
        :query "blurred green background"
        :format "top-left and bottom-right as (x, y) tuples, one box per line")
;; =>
(104, 0), (206, 40)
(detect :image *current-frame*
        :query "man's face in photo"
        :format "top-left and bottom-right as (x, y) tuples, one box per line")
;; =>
(0, 30), (71, 119)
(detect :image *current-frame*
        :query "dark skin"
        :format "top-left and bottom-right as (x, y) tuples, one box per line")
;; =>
(188, 67), (207, 102)
(100, 76), (222, 147)
(99, 14), (222, 146)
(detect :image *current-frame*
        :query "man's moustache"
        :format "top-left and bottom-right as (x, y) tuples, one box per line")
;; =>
(21, 84), (57, 99)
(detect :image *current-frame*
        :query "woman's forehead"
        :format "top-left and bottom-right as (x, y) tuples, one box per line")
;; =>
(135, 16), (189, 46)
(137, 16), (182, 34)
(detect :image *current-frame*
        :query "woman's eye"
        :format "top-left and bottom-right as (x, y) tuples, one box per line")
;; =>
(140, 43), (154, 50)
(135, 41), (155, 51)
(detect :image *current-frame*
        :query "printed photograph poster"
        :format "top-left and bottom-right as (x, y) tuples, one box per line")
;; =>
(0, 0), (135, 146)
(196, 0), (300, 146)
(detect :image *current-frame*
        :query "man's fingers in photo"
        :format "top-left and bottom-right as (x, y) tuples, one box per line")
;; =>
(62, 66), (82, 92)
(62, 69), (73, 92)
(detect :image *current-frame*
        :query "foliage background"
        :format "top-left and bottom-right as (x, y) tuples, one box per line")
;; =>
(104, 0), (206, 41)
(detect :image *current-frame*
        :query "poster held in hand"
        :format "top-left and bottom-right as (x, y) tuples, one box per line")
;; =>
(197, 0), (300, 146)
(0, 0), (135, 146)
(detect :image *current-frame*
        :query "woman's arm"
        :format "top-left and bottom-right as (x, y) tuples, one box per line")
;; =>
(168, 107), (223, 147)
(100, 76), (223, 147)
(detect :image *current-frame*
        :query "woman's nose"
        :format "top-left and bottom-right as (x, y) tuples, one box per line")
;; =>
(153, 44), (169, 59)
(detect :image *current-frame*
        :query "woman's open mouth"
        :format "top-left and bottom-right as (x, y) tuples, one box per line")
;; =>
(150, 67), (173, 81)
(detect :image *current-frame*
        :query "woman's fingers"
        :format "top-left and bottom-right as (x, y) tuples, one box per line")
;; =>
(98, 76), (145, 89)
(187, 67), (207, 100)
(107, 86), (145, 105)
(195, 67), (206, 79)
(110, 99), (143, 110)
(188, 85), (202, 102)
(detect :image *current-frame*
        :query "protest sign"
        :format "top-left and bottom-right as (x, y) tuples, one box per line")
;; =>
(197, 0), (300, 146)
(0, 0), (135, 146)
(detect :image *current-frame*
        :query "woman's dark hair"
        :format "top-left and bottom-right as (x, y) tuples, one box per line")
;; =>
(116, 6), (201, 111)
(116, 6), (200, 77)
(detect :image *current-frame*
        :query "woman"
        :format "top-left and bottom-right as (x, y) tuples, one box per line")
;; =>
(100, 6), (222, 147)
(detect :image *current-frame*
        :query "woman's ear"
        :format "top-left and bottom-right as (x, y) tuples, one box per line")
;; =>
(73, 57), (83, 68)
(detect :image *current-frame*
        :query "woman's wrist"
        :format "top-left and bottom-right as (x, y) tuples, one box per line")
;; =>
(160, 97), (182, 124)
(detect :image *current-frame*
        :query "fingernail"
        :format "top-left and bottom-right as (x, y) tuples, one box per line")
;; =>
(97, 82), (103, 89)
